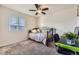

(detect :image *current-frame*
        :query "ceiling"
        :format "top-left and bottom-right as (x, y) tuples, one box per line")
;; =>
(1, 4), (77, 17)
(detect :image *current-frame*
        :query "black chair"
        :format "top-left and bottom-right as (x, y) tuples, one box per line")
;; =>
(53, 33), (60, 42)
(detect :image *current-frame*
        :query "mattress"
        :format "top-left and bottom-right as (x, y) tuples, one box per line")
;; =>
(28, 32), (46, 45)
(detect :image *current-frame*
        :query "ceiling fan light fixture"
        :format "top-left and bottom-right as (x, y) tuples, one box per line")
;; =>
(37, 10), (41, 14)
(29, 4), (49, 15)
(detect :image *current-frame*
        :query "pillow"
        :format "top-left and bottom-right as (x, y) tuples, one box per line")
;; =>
(32, 29), (37, 33)
(37, 29), (40, 33)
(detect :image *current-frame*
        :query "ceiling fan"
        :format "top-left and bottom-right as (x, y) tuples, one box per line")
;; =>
(29, 4), (49, 15)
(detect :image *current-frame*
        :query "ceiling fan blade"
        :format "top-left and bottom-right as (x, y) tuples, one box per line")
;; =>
(35, 12), (38, 15)
(41, 12), (46, 14)
(42, 8), (49, 11)
(29, 10), (36, 11)
(35, 4), (40, 9)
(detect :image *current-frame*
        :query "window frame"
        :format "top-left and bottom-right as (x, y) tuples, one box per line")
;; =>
(8, 16), (25, 32)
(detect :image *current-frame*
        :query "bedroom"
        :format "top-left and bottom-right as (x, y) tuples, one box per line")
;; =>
(0, 4), (78, 55)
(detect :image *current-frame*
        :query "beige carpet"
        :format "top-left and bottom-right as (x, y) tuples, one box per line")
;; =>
(0, 40), (59, 55)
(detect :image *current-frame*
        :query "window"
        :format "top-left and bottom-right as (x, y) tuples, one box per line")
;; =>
(9, 16), (25, 32)
(18, 17), (25, 31)
(9, 16), (18, 31)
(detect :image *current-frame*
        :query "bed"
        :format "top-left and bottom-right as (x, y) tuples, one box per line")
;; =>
(28, 27), (56, 45)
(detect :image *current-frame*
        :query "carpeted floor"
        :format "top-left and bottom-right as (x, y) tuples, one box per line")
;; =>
(0, 40), (59, 55)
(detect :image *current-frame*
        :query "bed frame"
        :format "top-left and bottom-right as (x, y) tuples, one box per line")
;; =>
(28, 28), (56, 46)
(46, 28), (56, 46)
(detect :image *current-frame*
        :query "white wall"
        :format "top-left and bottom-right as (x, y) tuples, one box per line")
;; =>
(38, 5), (77, 35)
(0, 6), (37, 47)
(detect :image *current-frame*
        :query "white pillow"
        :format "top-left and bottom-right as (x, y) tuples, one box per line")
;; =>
(37, 29), (40, 32)
(32, 29), (37, 33)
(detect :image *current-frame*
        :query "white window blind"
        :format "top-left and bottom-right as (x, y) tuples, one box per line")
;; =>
(9, 16), (25, 32)
(18, 17), (25, 31)
(9, 16), (17, 31)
